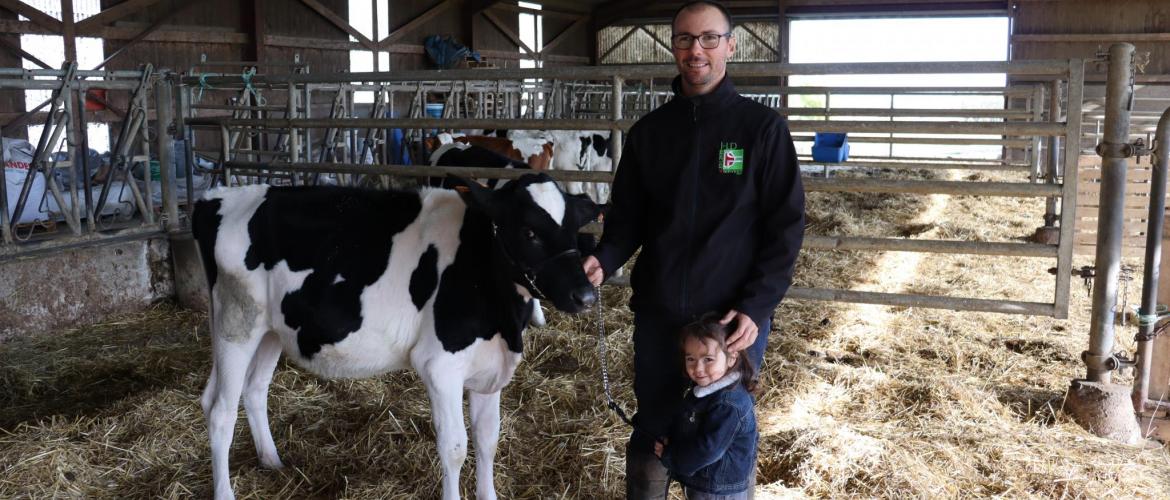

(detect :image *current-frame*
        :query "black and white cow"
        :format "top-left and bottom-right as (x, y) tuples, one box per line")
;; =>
(191, 173), (599, 500)
(428, 142), (559, 326)
(512, 130), (614, 204)
(428, 142), (530, 189)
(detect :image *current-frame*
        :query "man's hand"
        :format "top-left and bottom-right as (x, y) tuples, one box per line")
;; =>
(582, 255), (604, 287)
(720, 310), (758, 353)
(653, 438), (668, 458)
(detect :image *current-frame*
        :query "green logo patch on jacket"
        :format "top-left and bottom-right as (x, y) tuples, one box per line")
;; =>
(718, 142), (744, 175)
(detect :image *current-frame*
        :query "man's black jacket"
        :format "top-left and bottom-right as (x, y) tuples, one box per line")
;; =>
(592, 75), (805, 328)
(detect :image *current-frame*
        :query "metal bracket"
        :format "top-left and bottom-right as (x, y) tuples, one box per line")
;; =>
(1082, 351), (1121, 371)
(1095, 140), (1136, 158)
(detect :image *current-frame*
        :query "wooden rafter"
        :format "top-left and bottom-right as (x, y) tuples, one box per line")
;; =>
(60, 0), (74, 62)
(593, 0), (658, 29)
(483, 8), (535, 56)
(492, 2), (587, 21)
(378, 0), (454, 48)
(736, 22), (777, 56)
(542, 15), (588, 55)
(467, 0), (500, 15)
(300, 0), (376, 50)
(0, 34), (48, 68)
(598, 25), (638, 62)
(0, 0), (61, 32)
(93, 0), (205, 70)
(75, 0), (163, 32)
(640, 25), (672, 52)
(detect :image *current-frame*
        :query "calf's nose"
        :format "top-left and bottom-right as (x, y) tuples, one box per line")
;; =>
(572, 287), (598, 308)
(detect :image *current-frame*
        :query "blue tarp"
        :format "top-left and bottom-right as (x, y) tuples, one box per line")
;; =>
(425, 35), (480, 69)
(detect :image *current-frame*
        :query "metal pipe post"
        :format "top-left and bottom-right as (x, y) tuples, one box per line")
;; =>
(288, 81), (299, 162)
(1086, 43), (1136, 383)
(611, 75), (623, 169)
(1044, 80), (1062, 226)
(178, 81), (196, 220)
(155, 75), (179, 231)
(60, 79), (81, 235)
(1029, 85), (1044, 182)
(1133, 106), (1170, 410)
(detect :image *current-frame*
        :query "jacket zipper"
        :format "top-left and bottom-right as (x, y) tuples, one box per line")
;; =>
(681, 100), (700, 316)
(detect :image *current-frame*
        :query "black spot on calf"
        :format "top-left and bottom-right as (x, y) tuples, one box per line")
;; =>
(410, 245), (439, 310)
(192, 198), (223, 291)
(241, 186), (423, 358)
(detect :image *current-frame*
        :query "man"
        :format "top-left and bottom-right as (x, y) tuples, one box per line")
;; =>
(581, 1), (805, 497)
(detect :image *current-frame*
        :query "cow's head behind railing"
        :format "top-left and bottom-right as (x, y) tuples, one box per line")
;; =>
(447, 173), (600, 313)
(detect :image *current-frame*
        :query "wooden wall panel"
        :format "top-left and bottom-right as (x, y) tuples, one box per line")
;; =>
(1011, 0), (1170, 79)
(0, 7), (25, 138)
(1074, 154), (1165, 258)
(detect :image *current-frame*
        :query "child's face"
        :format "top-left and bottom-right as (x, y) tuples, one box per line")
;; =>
(683, 337), (735, 387)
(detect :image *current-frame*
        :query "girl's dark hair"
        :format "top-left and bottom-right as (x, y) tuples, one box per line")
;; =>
(672, 1), (735, 34)
(679, 312), (760, 395)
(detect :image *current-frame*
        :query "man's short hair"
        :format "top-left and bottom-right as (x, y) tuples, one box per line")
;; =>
(671, 0), (734, 34)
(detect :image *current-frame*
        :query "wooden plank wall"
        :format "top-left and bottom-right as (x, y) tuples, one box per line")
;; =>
(1074, 154), (1165, 257)
(1011, 0), (1170, 81)
(0, 6), (24, 139)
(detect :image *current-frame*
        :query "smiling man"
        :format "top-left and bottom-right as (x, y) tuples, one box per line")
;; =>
(582, 1), (805, 497)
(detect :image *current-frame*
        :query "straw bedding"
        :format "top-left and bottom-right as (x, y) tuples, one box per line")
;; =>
(2, 168), (1167, 498)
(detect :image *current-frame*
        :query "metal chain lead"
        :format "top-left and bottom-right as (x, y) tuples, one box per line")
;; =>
(595, 284), (643, 431)
(596, 285), (615, 408)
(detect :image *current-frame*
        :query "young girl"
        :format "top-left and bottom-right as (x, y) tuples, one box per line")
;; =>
(654, 313), (759, 499)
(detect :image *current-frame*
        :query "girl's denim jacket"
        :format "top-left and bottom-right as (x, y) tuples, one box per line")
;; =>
(660, 372), (758, 494)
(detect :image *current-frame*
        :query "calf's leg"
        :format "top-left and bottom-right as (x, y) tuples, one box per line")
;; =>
(205, 281), (268, 500)
(206, 333), (264, 500)
(470, 390), (502, 500)
(424, 373), (469, 500)
(242, 331), (284, 469)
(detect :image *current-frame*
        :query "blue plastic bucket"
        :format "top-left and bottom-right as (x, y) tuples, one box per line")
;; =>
(424, 103), (444, 118)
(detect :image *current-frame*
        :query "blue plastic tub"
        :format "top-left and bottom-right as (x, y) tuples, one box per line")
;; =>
(811, 132), (850, 163)
(425, 103), (444, 118)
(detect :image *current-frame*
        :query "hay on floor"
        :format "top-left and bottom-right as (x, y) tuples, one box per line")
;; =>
(1, 168), (1167, 498)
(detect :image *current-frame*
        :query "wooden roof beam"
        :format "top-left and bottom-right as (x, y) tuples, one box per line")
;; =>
(93, 0), (205, 70)
(593, 0), (660, 29)
(300, 0), (376, 50)
(541, 14), (589, 55)
(0, 0), (60, 32)
(378, 0), (455, 48)
(0, 34), (48, 68)
(483, 8), (536, 56)
(75, 0), (163, 33)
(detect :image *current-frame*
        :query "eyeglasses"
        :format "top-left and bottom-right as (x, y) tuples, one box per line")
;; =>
(671, 32), (732, 50)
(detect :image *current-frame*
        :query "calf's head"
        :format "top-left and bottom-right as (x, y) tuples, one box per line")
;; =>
(449, 173), (600, 313)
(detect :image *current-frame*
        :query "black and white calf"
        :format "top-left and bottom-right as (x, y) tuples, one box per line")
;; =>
(429, 142), (529, 189)
(191, 173), (599, 500)
(428, 142), (557, 327)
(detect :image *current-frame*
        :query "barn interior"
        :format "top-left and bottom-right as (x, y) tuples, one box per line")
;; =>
(2, 0), (1170, 498)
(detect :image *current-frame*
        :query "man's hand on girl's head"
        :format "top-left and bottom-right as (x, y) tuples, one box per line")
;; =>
(720, 309), (758, 353)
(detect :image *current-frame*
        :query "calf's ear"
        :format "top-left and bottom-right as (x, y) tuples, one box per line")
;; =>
(446, 175), (501, 218)
(566, 193), (601, 228)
